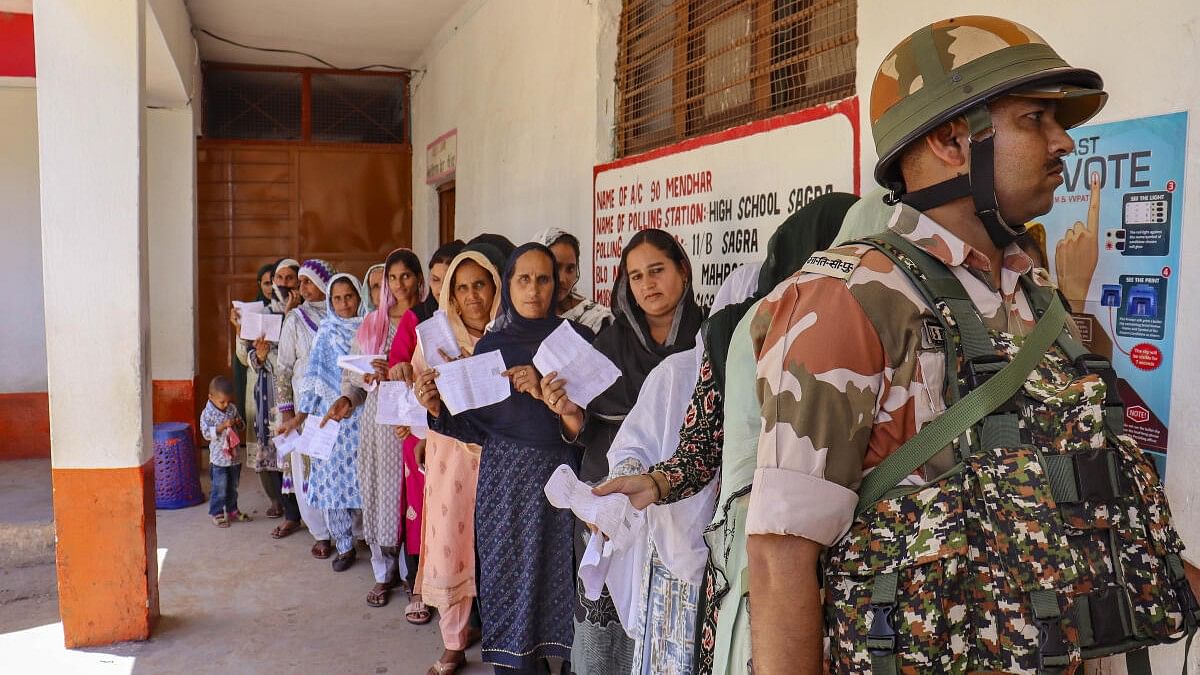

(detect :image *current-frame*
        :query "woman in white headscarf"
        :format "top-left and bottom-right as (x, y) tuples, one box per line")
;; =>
(362, 263), (385, 312)
(273, 259), (336, 544)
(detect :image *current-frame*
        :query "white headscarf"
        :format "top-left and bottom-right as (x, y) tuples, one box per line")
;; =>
(531, 227), (573, 248)
(271, 258), (301, 311)
(361, 263), (386, 312)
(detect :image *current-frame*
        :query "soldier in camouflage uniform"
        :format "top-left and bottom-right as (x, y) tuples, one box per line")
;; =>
(747, 16), (1198, 674)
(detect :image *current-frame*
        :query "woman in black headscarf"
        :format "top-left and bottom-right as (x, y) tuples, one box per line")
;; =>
(416, 242), (586, 675)
(541, 228), (704, 675)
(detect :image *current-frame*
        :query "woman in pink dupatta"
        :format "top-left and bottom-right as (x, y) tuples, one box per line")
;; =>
(324, 248), (430, 618)
(408, 243), (505, 675)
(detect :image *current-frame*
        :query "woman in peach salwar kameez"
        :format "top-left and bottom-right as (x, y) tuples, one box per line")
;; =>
(412, 242), (506, 675)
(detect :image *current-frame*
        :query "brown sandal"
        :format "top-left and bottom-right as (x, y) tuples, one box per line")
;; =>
(426, 656), (465, 675)
(271, 520), (301, 539)
(366, 582), (394, 608)
(405, 599), (432, 625)
(311, 540), (333, 559)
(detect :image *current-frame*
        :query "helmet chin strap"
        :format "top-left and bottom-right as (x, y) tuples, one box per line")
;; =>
(898, 105), (1026, 249)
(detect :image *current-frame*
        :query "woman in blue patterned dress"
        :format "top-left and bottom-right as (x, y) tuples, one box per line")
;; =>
(297, 273), (366, 562)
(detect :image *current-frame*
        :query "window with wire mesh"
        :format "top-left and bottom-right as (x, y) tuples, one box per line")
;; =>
(311, 74), (407, 144)
(615, 0), (856, 157)
(202, 67), (408, 144)
(203, 68), (303, 141)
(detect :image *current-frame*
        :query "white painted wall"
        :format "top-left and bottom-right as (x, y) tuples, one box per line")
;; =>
(147, 106), (196, 381)
(0, 84), (45, 393)
(145, 0), (195, 107)
(410, 0), (620, 295)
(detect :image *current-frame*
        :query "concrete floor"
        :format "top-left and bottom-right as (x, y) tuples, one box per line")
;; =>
(0, 459), (490, 674)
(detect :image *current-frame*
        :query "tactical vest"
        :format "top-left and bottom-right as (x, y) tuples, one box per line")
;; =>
(823, 232), (1199, 674)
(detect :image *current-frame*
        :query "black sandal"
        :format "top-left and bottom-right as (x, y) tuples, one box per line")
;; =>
(331, 547), (357, 572)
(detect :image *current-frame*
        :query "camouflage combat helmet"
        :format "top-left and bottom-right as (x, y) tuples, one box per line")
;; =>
(870, 16), (1107, 247)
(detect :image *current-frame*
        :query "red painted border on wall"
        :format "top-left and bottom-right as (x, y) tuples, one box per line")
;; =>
(0, 392), (51, 459)
(0, 12), (35, 78)
(0, 380), (197, 461)
(152, 379), (197, 427)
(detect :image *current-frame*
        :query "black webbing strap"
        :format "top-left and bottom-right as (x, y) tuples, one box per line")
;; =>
(896, 104), (1026, 249)
(900, 174), (971, 212)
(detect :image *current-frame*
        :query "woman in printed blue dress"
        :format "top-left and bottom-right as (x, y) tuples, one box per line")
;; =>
(296, 273), (366, 562)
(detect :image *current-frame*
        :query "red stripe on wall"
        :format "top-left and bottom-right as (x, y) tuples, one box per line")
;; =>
(152, 379), (197, 427)
(0, 392), (51, 459)
(0, 12), (35, 78)
(1, 380), (197, 461)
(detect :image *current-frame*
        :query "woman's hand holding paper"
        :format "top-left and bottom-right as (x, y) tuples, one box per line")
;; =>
(387, 362), (415, 384)
(504, 365), (544, 400)
(540, 371), (583, 437)
(323, 396), (354, 426)
(414, 368), (442, 417)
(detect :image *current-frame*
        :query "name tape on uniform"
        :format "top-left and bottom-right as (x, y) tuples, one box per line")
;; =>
(800, 251), (861, 279)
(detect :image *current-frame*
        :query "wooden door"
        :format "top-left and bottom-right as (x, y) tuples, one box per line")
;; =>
(196, 141), (412, 421)
(437, 181), (456, 245)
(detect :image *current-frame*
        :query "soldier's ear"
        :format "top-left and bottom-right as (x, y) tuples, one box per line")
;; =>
(923, 118), (970, 174)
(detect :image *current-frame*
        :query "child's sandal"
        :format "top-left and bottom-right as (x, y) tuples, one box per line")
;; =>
(212, 515), (230, 528)
(230, 511), (252, 522)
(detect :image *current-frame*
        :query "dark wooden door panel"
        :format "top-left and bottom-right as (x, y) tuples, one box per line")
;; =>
(195, 141), (412, 423)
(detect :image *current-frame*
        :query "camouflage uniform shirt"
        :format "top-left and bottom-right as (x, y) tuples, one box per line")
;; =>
(746, 203), (1048, 544)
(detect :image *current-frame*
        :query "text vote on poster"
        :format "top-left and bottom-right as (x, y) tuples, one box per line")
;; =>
(1040, 111), (1187, 475)
(592, 99), (860, 307)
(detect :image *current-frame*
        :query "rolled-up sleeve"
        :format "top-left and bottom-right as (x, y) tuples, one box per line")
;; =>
(746, 275), (886, 546)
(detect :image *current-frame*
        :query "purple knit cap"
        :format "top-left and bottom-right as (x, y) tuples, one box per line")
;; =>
(298, 259), (336, 293)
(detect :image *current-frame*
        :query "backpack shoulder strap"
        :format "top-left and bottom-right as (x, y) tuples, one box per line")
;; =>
(850, 233), (1072, 517)
(854, 291), (1068, 516)
(860, 231), (996, 364)
(853, 232), (992, 410)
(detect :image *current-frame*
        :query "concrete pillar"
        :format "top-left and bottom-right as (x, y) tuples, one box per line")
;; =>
(147, 106), (197, 425)
(33, 0), (158, 648)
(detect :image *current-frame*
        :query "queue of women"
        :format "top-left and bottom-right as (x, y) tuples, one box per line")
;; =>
(225, 191), (868, 675)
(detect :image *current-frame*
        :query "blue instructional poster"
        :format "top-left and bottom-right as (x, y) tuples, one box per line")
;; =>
(1036, 111), (1187, 477)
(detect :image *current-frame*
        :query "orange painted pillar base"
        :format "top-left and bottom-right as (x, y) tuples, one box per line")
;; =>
(51, 458), (160, 647)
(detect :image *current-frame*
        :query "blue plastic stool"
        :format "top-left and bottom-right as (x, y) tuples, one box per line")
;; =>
(153, 422), (204, 509)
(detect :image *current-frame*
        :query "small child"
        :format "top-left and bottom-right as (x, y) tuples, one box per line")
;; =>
(200, 375), (251, 527)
